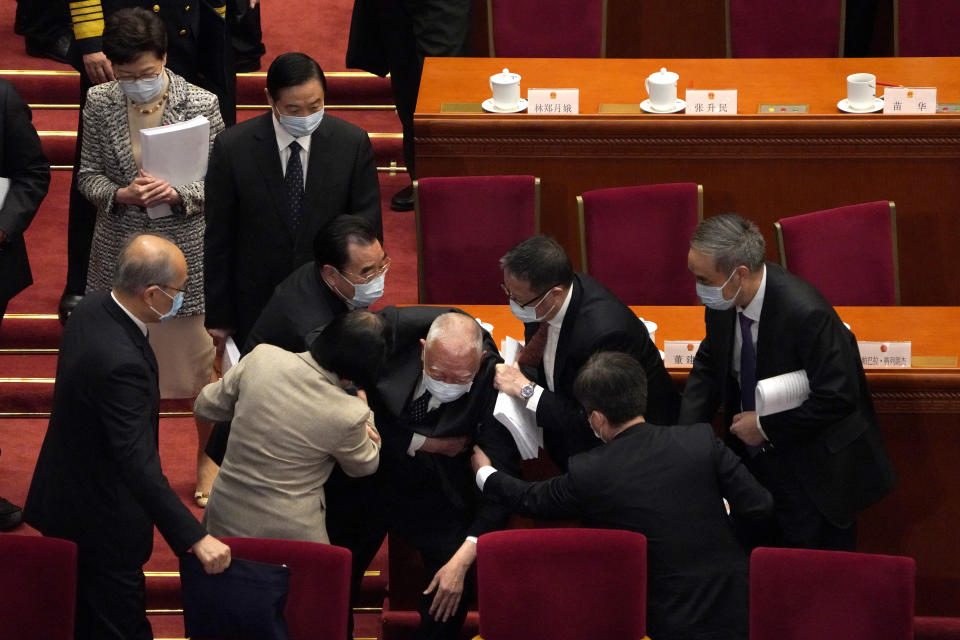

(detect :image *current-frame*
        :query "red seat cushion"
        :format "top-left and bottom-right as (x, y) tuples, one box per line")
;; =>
(728, 0), (844, 57)
(489, 0), (605, 58)
(898, 1), (960, 56)
(0, 534), (77, 639)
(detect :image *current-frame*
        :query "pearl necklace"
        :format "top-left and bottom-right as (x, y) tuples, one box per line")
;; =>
(130, 89), (169, 115)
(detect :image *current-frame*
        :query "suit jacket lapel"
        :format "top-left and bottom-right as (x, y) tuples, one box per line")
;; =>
(251, 113), (297, 241)
(161, 72), (189, 125)
(754, 263), (782, 380)
(553, 277), (583, 384)
(103, 295), (158, 377)
(297, 120), (335, 247)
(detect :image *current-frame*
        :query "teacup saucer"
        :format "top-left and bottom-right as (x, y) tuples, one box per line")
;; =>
(482, 98), (528, 114)
(837, 97), (884, 114)
(640, 98), (686, 114)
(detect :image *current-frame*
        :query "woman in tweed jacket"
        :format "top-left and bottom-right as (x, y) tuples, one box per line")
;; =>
(77, 7), (225, 506)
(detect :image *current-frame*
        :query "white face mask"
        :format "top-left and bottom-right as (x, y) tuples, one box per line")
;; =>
(588, 413), (605, 443)
(118, 72), (165, 104)
(344, 273), (385, 309)
(508, 289), (556, 324)
(696, 268), (740, 311)
(423, 371), (472, 404)
(277, 107), (324, 138)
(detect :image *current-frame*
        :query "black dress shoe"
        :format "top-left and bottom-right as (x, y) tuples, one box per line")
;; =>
(0, 497), (23, 531)
(58, 293), (85, 326)
(25, 32), (72, 65)
(390, 184), (414, 212)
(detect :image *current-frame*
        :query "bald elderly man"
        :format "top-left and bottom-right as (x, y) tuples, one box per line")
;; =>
(25, 234), (230, 640)
(357, 307), (521, 640)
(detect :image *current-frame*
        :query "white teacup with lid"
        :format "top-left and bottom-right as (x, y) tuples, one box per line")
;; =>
(490, 68), (521, 111)
(645, 67), (679, 112)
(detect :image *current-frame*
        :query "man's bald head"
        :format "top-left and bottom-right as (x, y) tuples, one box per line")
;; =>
(113, 235), (186, 297)
(421, 313), (484, 385)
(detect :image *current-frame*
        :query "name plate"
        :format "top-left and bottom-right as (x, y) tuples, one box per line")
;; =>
(685, 90), (737, 115)
(882, 87), (937, 114)
(528, 88), (580, 115)
(664, 340), (702, 368)
(857, 341), (911, 368)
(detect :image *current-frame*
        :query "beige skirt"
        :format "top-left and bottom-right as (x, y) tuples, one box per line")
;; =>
(149, 314), (215, 399)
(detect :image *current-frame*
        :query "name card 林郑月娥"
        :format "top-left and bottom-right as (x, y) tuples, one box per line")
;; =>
(528, 89), (579, 115)
(664, 340), (702, 367)
(882, 87), (937, 114)
(685, 90), (737, 115)
(857, 341), (911, 368)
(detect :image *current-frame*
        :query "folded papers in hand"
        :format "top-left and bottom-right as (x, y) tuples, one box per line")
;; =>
(755, 370), (810, 417)
(493, 336), (542, 459)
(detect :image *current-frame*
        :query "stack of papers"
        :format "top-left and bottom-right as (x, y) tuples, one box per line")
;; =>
(493, 336), (542, 459)
(0, 177), (9, 209)
(755, 370), (810, 416)
(140, 115), (210, 219)
(220, 337), (241, 374)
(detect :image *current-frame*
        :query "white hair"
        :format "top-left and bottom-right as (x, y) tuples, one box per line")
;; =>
(425, 312), (483, 357)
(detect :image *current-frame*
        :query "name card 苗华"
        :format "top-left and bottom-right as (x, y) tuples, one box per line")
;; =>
(664, 340), (702, 368)
(685, 90), (737, 115)
(858, 341), (911, 368)
(882, 87), (937, 114)
(528, 88), (579, 115)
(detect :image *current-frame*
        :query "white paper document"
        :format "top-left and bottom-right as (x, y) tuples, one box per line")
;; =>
(493, 336), (543, 460)
(0, 177), (9, 210)
(755, 370), (810, 417)
(140, 115), (210, 219)
(220, 337), (241, 374)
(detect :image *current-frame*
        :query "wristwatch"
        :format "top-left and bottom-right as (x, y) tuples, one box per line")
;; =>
(520, 382), (536, 400)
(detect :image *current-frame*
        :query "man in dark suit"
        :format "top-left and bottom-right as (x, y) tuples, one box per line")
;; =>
(204, 52), (382, 351)
(25, 234), (231, 640)
(472, 351), (773, 640)
(494, 235), (680, 469)
(363, 308), (520, 640)
(680, 213), (896, 550)
(0, 78), (50, 530)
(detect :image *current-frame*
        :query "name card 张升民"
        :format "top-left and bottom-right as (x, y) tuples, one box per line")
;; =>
(857, 341), (911, 368)
(882, 87), (937, 114)
(528, 88), (579, 115)
(664, 340), (702, 368)
(685, 90), (737, 115)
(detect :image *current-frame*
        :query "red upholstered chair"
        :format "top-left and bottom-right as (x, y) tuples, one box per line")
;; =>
(475, 528), (648, 640)
(895, 0), (960, 56)
(750, 547), (915, 640)
(221, 537), (352, 640)
(0, 534), (77, 639)
(775, 201), (900, 305)
(486, 0), (607, 58)
(415, 176), (539, 304)
(915, 617), (960, 640)
(577, 183), (702, 305)
(726, 0), (846, 57)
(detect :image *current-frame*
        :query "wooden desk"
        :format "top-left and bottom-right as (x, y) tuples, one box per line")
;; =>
(457, 304), (960, 615)
(415, 57), (960, 305)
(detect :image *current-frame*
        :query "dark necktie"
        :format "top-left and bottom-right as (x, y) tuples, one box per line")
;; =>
(739, 313), (756, 412)
(409, 389), (432, 423)
(284, 140), (304, 229)
(517, 322), (549, 368)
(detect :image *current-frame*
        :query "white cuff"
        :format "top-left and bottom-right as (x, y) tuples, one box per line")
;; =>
(465, 536), (478, 544)
(476, 465), (497, 490)
(755, 415), (769, 442)
(407, 433), (426, 457)
(525, 385), (544, 412)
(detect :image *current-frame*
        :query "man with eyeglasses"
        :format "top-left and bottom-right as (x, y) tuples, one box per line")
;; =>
(25, 234), (231, 640)
(359, 309), (520, 640)
(495, 235), (680, 470)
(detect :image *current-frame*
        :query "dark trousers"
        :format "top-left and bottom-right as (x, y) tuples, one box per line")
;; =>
(64, 74), (96, 297)
(736, 449), (857, 551)
(0, 299), (7, 336)
(375, 0), (471, 178)
(15, 0), (70, 42)
(75, 559), (153, 640)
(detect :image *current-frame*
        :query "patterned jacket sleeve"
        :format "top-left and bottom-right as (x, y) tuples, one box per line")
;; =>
(69, 0), (106, 56)
(77, 89), (122, 215)
(173, 92), (225, 218)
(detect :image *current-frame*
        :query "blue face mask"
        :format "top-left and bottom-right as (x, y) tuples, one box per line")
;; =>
(150, 287), (183, 322)
(695, 268), (740, 311)
(118, 72), (165, 104)
(277, 108), (324, 138)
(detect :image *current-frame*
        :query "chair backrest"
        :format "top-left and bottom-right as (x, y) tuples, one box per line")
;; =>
(750, 547), (915, 640)
(894, 0), (960, 56)
(221, 537), (352, 640)
(0, 534), (77, 639)
(775, 200), (899, 305)
(578, 183), (702, 305)
(476, 528), (647, 640)
(415, 175), (539, 304)
(726, 0), (846, 57)
(487, 0), (607, 58)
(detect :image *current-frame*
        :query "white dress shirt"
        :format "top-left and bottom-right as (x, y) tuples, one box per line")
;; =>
(271, 113), (312, 188)
(525, 285), (575, 412)
(111, 291), (148, 336)
(732, 264), (769, 439)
